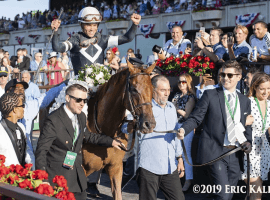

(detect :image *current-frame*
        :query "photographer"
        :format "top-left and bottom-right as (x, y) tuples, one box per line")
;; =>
(163, 25), (191, 57)
(195, 28), (226, 63)
(225, 25), (252, 61)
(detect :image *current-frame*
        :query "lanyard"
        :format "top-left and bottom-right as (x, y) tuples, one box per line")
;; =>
(72, 117), (78, 147)
(255, 97), (268, 134)
(224, 93), (238, 122)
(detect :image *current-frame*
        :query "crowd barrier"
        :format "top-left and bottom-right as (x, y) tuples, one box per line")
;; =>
(0, 183), (55, 200)
(10, 69), (74, 90)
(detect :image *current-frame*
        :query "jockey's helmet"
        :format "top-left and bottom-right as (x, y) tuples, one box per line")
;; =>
(78, 7), (102, 24)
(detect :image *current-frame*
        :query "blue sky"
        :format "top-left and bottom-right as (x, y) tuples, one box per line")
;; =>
(0, 0), (49, 20)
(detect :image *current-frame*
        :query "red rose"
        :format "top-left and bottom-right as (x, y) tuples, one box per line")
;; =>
(202, 63), (208, 68)
(188, 63), (194, 69)
(18, 168), (28, 177)
(209, 62), (215, 69)
(66, 192), (76, 200)
(194, 61), (200, 67)
(9, 164), (16, 172)
(176, 61), (180, 65)
(55, 191), (67, 199)
(0, 155), (6, 165)
(180, 62), (187, 68)
(204, 57), (210, 62)
(0, 166), (10, 178)
(53, 175), (68, 188)
(24, 163), (33, 170)
(32, 170), (48, 180)
(35, 184), (54, 196)
(179, 51), (183, 55)
(7, 175), (19, 185)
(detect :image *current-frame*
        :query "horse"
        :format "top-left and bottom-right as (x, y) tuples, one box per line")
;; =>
(39, 61), (156, 199)
(82, 61), (156, 200)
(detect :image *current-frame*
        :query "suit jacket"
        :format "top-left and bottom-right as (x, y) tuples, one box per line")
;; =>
(10, 56), (30, 71)
(182, 87), (252, 171)
(35, 105), (113, 192)
(0, 120), (34, 168)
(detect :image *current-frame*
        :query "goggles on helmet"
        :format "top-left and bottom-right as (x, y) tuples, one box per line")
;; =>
(79, 14), (102, 22)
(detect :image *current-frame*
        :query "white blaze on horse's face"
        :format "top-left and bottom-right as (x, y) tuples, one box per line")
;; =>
(66, 89), (87, 115)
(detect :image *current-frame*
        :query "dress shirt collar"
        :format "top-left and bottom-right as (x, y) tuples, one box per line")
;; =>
(212, 42), (222, 50)
(35, 60), (40, 66)
(222, 86), (237, 99)
(234, 40), (248, 49)
(169, 39), (182, 47)
(64, 104), (76, 120)
(152, 98), (173, 109)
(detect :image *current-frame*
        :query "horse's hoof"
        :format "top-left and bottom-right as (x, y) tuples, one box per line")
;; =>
(87, 183), (101, 198)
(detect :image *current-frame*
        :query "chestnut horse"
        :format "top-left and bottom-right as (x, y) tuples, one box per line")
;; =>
(83, 61), (156, 199)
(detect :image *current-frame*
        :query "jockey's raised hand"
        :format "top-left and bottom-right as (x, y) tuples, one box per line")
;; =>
(51, 19), (61, 32)
(130, 13), (141, 25)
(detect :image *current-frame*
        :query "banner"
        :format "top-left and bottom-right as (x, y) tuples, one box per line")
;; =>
(236, 13), (260, 27)
(15, 36), (24, 45)
(138, 24), (155, 38)
(28, 34), (40, 43)
(166, 21), (185, 31)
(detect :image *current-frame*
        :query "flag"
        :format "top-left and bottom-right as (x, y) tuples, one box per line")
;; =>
(166, 21), (185, 31)
(15, 36), (24, 45)
(236, 13), (260, 27)
(138, 24), (155, 38)
(28, 34), (40, 43)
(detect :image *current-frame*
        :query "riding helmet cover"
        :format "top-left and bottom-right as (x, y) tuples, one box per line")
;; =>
(78, 7), (102, 24)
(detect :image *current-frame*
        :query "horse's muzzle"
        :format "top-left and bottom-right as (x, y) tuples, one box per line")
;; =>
(140, 118), (156, 134)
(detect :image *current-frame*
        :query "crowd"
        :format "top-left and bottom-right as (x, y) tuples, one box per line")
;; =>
(1, 4), (270, 200)
(0, 0), (266, 32)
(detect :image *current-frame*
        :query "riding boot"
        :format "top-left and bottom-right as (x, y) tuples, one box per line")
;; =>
(86, 182), (101, 197)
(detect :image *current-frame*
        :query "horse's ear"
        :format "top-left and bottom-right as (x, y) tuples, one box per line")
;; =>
(144, 62), (156, 74)
(127, 59), (136, 73)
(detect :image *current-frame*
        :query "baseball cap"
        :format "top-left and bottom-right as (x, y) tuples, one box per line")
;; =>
(48, 52), (58, 59)
(5, 79), (29, 93)
(0, 66), (8, 77)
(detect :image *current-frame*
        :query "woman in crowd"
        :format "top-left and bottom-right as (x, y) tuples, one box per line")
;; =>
(104, 48), (120, 75)
(152, 0), (161, 14)
(172, 73), (196, 192)
(1, 56), (13, 80)
(58, 52), (71, 79)
(242, 72), (270, 200)
(46, 52), (65, 85)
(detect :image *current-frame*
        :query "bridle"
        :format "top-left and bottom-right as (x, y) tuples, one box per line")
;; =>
(94, 71), (152, 151)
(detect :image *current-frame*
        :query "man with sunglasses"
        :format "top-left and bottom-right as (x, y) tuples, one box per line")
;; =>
(35, 84), (125, 200)
(178, 60), (252, 200)
(0, 66), (8, 97)
(30, 52), (46, 71)
(51, 6), (141, 75)
(0, 92), (34, 168)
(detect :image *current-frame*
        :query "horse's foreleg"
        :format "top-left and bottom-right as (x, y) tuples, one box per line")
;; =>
(106, 164), (123, 200)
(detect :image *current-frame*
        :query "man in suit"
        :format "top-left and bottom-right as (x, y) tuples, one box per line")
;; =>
(35, 83), (125, 200)
(10, 48), (30, 72)
(178, 60), (252, 200)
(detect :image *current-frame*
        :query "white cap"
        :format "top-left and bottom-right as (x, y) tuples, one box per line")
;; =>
(48, 52), (58, 59)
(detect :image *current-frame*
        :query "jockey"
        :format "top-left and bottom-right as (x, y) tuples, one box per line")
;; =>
(51, 7), (141, 75)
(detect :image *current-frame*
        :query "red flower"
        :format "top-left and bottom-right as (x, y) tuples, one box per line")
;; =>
(18, 168), (29, 177)
(209, 62), (215, 69)
(53, 175), (68, 188)
(0, 166), (10, 178)
(19, 179), (33, 190)
(32, 170), (48, 180)
(188, 63), (194, 69)
(15, 165), (23, 174)
(111, 47), (118, 54)
(34, 184), (54, 196)
(204, 57), (210, 62)
(179, 51), (183, 55)
(24, 163), (33, 170)
(66, 192), (76, 200)
(202, 63), (208, 68)
(7, 175), (19, 185)
(0, 155), (6, 165)
(9, 164), (16, 172)
(180, 62), (187, 68)
(194, 61), (200, 67)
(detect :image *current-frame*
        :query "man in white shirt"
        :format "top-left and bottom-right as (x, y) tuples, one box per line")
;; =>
(18, 18), (25, 29)
(163, 25), (191, 57)
(250, 21), (270, 74)
(0, 67), (8, 97)
(30, 52), (46, 71)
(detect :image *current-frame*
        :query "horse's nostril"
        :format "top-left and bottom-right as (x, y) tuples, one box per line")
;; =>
(143, 121), (151, 130)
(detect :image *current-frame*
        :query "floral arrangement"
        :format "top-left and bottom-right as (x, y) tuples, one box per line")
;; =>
(49, 63), (111, 114)
(78, 63), (111, 88)
(156, 54), (215, 77)
(0, 155), (75, 200)
(111, 47), (118, 54)
(193, 6), (221, 13)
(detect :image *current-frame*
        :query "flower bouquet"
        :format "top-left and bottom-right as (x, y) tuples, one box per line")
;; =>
(0, 155), (75, 200)
(156, 54), (215, 77)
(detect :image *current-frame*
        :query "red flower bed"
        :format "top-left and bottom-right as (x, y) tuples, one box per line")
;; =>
(0, 155), (75, 200)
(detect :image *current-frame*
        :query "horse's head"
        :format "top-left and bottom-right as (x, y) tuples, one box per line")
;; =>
(123, 61), (156, 134)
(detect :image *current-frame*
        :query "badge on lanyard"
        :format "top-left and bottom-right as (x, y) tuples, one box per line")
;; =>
(63, 151), (77, 169)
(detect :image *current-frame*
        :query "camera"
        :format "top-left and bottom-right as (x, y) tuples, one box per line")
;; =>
(152, 45), (175, 59)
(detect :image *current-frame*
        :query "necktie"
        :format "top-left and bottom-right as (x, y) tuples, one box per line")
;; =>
(227, 94), (236, 143)
(72, 115), (78, 145)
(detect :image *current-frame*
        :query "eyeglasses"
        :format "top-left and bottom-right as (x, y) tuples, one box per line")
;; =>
(37, 56), (43, 58)
(16, 104), (25, 108)
(219, 72), (239, 79)
(106, 53), (111, 55)
(178, 80), (187, 84)
(0, 75), (7, 77)
(69, 94), (88, 104)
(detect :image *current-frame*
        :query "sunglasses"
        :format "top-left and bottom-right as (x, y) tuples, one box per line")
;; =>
(178, 80), (187, 84)
(69, 94), (88, 104)
(16, 104), (25, 108)
(0, 75), (7, 77)
(219, 72), (239, 79)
